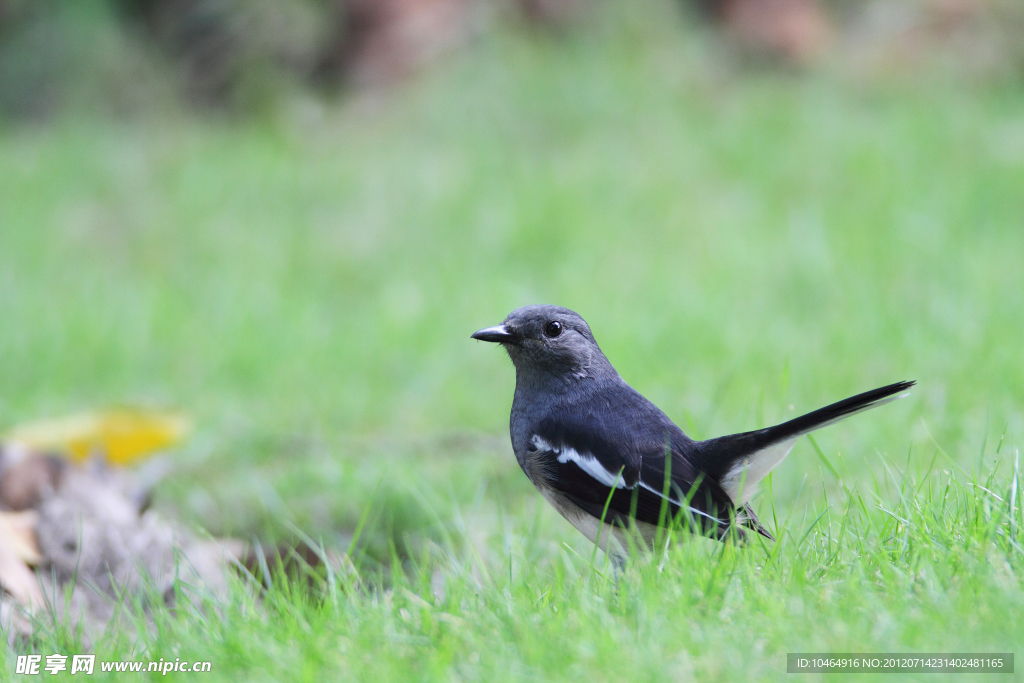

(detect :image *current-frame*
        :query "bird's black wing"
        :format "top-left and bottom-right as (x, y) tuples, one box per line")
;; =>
(531, 384), (766, 539)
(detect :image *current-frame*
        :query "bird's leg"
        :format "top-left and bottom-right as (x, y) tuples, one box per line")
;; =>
(608, 550), (627, 589)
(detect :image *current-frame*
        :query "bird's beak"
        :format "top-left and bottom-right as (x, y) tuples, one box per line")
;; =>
(471, 324), (517, 344)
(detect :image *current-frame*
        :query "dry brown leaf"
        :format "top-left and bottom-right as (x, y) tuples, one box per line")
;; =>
(0, 510), (43, 607)
(0, 445), (65, 510)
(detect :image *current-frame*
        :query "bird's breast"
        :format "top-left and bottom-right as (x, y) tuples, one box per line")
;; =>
(512, 441), (557, 489)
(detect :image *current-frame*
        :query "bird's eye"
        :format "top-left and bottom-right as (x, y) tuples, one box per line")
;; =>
(544, 321), (563, 338)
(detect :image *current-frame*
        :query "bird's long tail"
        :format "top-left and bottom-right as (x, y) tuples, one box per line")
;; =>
(697, 380), (915, 505)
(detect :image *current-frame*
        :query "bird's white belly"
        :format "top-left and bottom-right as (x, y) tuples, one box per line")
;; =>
(537, 487), (658, 559)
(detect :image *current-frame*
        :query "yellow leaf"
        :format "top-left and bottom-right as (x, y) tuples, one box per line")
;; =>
(5, 410), (191, 465)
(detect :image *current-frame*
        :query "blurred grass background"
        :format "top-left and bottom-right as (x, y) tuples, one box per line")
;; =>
(1, 0), (1024, 676)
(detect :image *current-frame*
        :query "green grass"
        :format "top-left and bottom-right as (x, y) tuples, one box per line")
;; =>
(2, 2), (1024, 679)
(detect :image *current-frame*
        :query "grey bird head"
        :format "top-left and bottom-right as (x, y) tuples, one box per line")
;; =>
(471, 305), (613, 381)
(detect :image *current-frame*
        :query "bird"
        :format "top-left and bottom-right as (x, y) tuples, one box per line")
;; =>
(472, 304), (913, 563)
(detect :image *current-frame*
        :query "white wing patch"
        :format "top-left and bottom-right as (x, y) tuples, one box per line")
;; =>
(531, 435), (626, 488)
(720, 437), (797, 504)
(530, 434), (722, 524)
